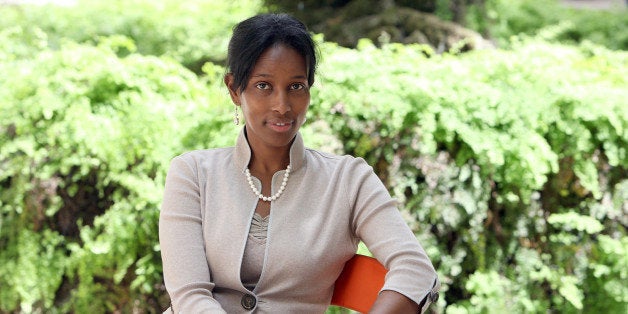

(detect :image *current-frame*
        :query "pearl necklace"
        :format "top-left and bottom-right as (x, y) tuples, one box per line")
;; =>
(245, 165), (291, 202)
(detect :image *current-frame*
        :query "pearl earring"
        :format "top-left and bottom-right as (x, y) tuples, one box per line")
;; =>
(234, 105), (240, 125)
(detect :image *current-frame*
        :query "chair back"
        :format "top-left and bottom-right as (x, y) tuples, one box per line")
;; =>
(331, 254), (387, 313)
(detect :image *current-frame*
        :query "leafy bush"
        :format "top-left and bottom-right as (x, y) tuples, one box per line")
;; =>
(0, 30), (231, 312)
(310, 37), (627, 313)
(1, 2), (627, 313)
(0, 0), (262, 71)
(465, 0), (628, 50)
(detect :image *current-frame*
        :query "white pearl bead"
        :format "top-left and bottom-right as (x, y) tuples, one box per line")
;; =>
(244, 164), (291, 202)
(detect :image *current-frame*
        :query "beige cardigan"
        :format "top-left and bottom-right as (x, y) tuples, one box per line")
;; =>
(159, 129), (439, 313)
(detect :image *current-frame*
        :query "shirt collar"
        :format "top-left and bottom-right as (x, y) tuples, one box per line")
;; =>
(234, 127), (306, 173)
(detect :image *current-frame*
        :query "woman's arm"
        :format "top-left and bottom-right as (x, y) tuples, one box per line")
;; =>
(369, 290), (421, 314)
(159, 155), (226, 313)
(345, 158), (440, 313)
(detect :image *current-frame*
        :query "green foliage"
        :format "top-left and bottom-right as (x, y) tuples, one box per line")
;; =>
(446, 271), (518, 313)
(0, 229), (66, 313)
(1, 1), (627, 313)
(465, 0), (628, 50)
(0, 0), (262, 70)
(0, 30), (227, 311)
(310, 37), (627, 313)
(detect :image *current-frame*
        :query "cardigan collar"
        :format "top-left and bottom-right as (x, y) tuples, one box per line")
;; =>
(234, 127), (306, 173)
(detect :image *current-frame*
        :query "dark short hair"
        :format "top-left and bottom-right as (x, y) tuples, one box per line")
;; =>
(227, 13), (317, 93)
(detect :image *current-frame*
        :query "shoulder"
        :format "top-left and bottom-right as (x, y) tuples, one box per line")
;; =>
(176, 147), (233, 160)
(304, 148), (373, 175)
(170, 147), (234, 171)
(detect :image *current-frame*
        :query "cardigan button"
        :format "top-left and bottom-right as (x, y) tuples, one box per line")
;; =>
(241, 294), (256, 310)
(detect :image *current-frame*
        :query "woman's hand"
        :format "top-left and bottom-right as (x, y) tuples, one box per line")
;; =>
(369, 290), (421, 314)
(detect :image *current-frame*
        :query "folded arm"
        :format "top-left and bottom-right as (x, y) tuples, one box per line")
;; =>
(159, 155), (226, 313)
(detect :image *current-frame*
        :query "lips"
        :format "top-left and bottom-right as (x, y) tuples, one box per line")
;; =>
(267, 119), (294, 133)
(267, 119), (294, 126)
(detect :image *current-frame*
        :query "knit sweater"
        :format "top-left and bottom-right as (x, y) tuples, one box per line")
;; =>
(159, 129), (439, 313)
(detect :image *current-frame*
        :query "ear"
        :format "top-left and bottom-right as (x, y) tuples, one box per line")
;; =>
(224, 73), (241, 106)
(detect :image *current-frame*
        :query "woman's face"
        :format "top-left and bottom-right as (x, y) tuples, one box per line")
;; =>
(226, 44), (310, 152)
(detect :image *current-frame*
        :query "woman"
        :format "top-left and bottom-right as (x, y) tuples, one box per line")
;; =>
(159, 13), (439, 313)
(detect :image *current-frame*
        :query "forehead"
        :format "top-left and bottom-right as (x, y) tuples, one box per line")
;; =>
(251, 44), (307, 76)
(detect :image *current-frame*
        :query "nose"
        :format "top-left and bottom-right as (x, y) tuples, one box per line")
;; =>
(272, 90), (291, 115)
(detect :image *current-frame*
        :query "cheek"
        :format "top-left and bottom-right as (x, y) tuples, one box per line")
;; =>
(301, 98), (311, 113)
(240, 98), (266, 124)
(295, 92), (311, 108)
(301, 102), (310, 114)
(239, 94), (257, 113)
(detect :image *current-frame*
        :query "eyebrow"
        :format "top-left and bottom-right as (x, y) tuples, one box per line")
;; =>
(251, 73), (307, 79)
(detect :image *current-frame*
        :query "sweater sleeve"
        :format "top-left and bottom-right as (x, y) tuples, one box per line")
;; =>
(159, 155), (227, 313)
(347, 158), (440, 313)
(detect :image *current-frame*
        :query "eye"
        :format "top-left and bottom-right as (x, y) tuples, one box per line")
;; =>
(290, 83), (305, 90)
(255, 82), (271, 90)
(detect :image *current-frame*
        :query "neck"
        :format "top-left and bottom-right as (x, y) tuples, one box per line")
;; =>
(249, 149), (290, 174)
(245, 135), (292, 175)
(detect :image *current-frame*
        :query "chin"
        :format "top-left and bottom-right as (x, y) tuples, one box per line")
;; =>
(268, 132), (298, 147)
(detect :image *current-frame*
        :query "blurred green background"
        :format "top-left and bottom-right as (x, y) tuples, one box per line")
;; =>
(0, 0), (626, 313)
